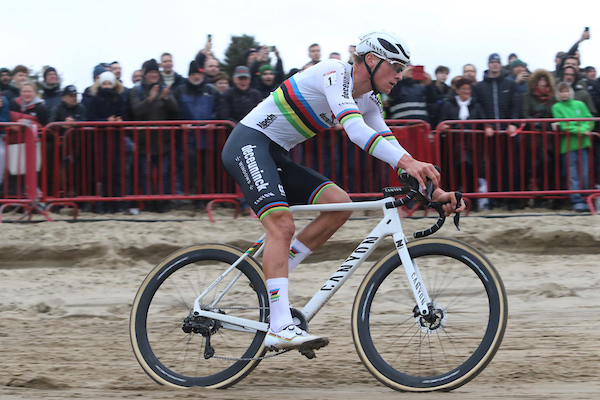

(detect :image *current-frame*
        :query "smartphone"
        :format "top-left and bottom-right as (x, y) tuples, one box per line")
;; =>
(584, 27), (589, 32)
(412, 65), (425, 80)
(207, 34), (212, 42)
(268, 46), (275, 52)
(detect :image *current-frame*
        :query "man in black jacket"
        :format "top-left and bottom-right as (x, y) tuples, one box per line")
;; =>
(472, 53), (522, 208)
(218, 66), (262, 123)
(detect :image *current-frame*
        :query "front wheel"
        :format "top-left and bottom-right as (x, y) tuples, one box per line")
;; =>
(352, 238), (507, 392)
(130, 244), (268, 388)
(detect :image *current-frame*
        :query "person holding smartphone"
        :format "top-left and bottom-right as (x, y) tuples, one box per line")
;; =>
(249, 45), (284, 89)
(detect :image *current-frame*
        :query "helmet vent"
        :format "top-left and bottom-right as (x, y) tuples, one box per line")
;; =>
(377, 38), (399, 54)
(397, 44), (410, 59)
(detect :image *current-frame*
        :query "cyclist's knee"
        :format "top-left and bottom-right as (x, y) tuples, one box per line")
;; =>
(262, 210), (295, 242)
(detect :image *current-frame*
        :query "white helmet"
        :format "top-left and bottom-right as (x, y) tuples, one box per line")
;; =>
(356, 31), (411, 67)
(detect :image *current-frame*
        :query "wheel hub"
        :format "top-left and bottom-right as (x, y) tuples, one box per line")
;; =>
(413, 302), (447, 334)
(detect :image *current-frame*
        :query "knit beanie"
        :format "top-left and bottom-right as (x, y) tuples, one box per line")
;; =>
(510, 59), (528, 71)
(43, 66), (57, 80)
(98, 71), (116, 86)
(188, 61), (204, 75)
(144, 59), (159, 74)
(259, 65), (274, 75)
(93, 64), (107, 80)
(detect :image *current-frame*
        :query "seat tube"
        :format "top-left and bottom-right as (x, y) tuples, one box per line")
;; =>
(392, 232), (432, 316)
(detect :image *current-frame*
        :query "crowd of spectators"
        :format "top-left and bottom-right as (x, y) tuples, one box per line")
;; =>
(1, 30), (599, 212)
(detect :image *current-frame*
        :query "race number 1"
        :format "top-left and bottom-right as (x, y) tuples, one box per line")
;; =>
(324, 71), (337, 87)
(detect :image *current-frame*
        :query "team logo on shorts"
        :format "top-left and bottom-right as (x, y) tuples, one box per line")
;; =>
(278, 184), (286, 197)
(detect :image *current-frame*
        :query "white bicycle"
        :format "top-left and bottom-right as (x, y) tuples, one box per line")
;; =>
(130, 174), (507, 392)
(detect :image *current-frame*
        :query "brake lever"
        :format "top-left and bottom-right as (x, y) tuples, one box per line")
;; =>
(453, 192), (463, 231)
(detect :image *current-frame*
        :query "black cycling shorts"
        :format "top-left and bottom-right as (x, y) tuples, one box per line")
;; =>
(222, 124), (335, 220)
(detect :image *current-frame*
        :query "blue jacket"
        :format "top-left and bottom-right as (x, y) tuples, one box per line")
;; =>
(0, 95), (9, 122)
(173, 79), (219, 148)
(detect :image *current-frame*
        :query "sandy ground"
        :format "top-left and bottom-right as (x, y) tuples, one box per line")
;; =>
(0, 207), (599, 399)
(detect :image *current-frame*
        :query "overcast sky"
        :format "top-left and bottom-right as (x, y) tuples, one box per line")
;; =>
(2, 0), (599, 91)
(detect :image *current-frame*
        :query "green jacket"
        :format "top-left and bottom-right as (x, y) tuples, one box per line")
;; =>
(551, 99), (593, 154)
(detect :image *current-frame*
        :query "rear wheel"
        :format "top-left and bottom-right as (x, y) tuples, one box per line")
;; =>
(352, 238), (507, 391)
(130, 244), (268, 388)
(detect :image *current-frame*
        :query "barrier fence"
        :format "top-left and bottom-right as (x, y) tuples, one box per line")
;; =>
(1, 117), (599, 221)
(433, 118), (600, 212)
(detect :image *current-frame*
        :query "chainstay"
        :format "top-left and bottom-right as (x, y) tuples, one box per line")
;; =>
(211, 348), (292, 361)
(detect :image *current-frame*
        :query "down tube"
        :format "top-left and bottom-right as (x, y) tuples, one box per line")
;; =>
(301, 218), (395, 322)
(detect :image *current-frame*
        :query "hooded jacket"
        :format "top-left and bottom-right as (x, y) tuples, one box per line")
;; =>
(551, 99), (593, 154)
(472, 70), (521, 122)
(522, 69), (557, 119)
(9, 96), (49, 127)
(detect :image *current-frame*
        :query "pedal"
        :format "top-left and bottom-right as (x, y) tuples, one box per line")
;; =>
(297, 337), (329, 359)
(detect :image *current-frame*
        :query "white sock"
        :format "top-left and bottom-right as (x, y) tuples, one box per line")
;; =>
(288, 239), (312, 273)
(267, 277), (293, 332)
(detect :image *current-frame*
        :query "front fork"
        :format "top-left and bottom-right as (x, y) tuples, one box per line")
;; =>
(392, 232), (432, 316)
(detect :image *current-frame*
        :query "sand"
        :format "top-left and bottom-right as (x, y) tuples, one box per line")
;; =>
(0, 208), (599, 399)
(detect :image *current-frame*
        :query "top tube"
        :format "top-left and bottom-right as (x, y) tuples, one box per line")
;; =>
(289, 197), (392, 213)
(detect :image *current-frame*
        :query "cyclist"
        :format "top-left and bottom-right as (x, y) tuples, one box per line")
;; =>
(222, 31), (465, 352)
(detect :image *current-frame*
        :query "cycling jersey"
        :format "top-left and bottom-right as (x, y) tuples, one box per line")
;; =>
(240, 59), (410, 169)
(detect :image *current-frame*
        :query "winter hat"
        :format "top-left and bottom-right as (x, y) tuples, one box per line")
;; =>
(510, 59), (528, 70)
(0, 67), (9, 75)
(143, 59), (159, 74)
(62, 85), (77, 96)
(43, 66), (57, 80)
(93, 64), (107, 80)
(259, 65), (274, 75)
(195, 52), (206, 71)
(233, 66), (251, 78)
(244, 49), (257, 63)
(98, 71), (116, 86)
(488, 53), (501, 63)
(188, 60), (204, 75)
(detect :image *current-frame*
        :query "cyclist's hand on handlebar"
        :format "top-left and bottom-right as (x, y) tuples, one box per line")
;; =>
(397, 155), (440, 190)
(432, 188), (466, 216)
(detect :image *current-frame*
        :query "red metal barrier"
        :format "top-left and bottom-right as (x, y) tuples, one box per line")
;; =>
(40, 121), (239, 217)
(434, 118), (600, 212)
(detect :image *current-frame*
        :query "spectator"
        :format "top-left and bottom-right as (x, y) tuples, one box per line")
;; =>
(559, 66), (597, 115)
(582, 66), (600, 115)
(129, 59), (179, 211)
(428, 65), (451, 126)
(49, 85), (87, 124)
(438, 78), (485, 197)
(203, 57), (220, 84)
(388, 65), (434, 122)
(506, 59), (530, 95)
(87, 71), (129, 212)
(329, 52), (342, 60)
(82, 64), (107, 109)
(462, 64), (477, 83)
(40, 66), (62, 112)
(217, 66), (262, 123)
(523, 69), (557, 119)
(110, 61), (122, 81)
(9, 81), (49, 127)
(308, 43), (321, 64)
(253, 65), (280, 99)
(212, 72), (230, 94)
(522, 69), (559, 196)
(503, 53), (518, 73)
(555, 29), (590, 77)
(250, 46), (283, 88)
(0, 68), (12, 92)
(160, 52), (185, 88)
(173, 60), (220, 195)
(0, 93), (9, 190)
(472, 53), (521, 208)
(302, 61), (318, 71)
(347, 45), (356, 64)
(552, 52), (566, 78)
(552, 81), (593, 212)
(87, 71), (128, 121)
(132, 70), (143, 85)
(2, 65), (29, 102)
(244, 48), (258, 67)
(473, 53), (521, 132)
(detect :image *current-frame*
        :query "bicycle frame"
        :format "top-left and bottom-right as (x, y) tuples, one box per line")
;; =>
(192, 197), (433, 333)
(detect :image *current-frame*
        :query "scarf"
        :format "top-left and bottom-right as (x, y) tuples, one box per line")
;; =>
(533, 86), (552, 105)
(455, 96), (471, 120)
